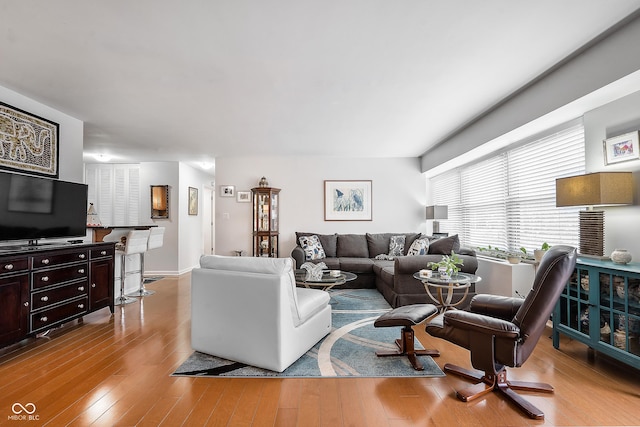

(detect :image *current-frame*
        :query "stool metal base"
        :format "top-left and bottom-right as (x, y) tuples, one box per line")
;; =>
(127, 289), (156, 297)
(114, 295), (138, 306)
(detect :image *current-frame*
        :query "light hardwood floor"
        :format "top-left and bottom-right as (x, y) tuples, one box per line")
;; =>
(1, 274), (639, 426)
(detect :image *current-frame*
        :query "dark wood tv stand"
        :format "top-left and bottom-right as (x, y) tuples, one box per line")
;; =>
(0, 242), (115, 348)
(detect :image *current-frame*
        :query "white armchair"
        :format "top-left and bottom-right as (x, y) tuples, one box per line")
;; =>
(191, 255), (332, 372)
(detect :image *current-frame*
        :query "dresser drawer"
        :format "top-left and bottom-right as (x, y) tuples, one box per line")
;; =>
(32, 250), (89, 269)
(32, 264), (88, 290)
(91, 246), (114, 259)
(31, 296), (88, 332)
(0, 258), (29, 275)
(31, 281), (88, 310)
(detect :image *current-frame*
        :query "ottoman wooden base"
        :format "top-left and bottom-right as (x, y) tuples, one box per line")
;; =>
(374, 304), (439, 371)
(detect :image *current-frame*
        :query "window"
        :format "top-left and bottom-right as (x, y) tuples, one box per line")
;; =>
(431, 121), (585, 252)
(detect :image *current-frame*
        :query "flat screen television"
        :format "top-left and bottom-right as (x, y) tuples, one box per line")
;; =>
(0, 171), (88, 244)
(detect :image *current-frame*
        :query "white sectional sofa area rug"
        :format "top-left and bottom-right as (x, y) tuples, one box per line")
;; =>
(173, 289), (444, 378)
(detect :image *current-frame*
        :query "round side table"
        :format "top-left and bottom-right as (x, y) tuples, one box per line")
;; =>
(413, 272), (481, 312)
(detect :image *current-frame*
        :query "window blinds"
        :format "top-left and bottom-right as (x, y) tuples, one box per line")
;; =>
(431, 121), (585, 252)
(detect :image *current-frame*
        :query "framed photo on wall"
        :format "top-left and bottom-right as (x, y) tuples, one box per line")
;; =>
(603, 131), (639, 165)
(236, 191), (251, 202)
(219, 185), (235, 197)
(188, 187), (198, 215)
(324, 180), (372, 221)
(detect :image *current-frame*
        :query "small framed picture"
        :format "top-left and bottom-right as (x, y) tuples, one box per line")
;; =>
(188, 187), (198, 215)
(603, 131), (639, 165)
(236, 191), (251, 203)
(220, 185), (235, 197)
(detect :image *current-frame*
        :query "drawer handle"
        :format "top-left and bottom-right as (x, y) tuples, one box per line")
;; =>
(78, 254), (86, 259)
(4, 264), (13, 270)
(41, 276), (49, 282)
(41, 296), (49, 302)
(40, 316), (48, 322)
(41, 259), (50, 265)
(100, 251), (107, 256)
(78, 286), (85, 291)
(24, 302), (29, 307)
(92, 283), (96, 288)
(78, 269), (85, 274)
(78, 304), (84, 309)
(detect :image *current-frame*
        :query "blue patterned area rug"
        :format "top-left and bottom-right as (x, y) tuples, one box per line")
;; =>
(172, 289), (444, 378)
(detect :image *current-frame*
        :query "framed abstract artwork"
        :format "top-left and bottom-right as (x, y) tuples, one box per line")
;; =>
(603, 131), (639, 165)
(188, 187), (198, 215)
(0, 101), (59, 178)
(324, 180), (372, 221)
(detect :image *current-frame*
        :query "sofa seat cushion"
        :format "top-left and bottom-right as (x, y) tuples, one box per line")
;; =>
(337, 234), (369, 258)
(296, 232), (338, 258)
(338, 257), (375, 273)
(295, 287), (331, 324)
(377, 265), (395, 287)
(372, 259), (394, 275)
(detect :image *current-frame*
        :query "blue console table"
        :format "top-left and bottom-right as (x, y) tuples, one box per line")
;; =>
(553, 258), (640, 369)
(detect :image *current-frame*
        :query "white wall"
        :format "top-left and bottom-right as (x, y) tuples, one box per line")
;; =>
(0, 85), (84, 182)
(139, 161), (214, 275)
(584, 89), (640, 259)
(139, 162), (179, 275)
(178, 162), (214, 273)
(215, 156), (426, 257)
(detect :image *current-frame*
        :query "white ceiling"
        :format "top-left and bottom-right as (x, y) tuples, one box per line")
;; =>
(1, 1), (640, 166)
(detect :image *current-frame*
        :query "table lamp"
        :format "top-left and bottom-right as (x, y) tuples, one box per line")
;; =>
(556, 172), (633, 257)
(426, 205), (448, 234)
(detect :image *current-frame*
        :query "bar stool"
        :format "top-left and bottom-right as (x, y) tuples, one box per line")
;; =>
(129, 226), (165, 297)
(115, 229), (150, 306)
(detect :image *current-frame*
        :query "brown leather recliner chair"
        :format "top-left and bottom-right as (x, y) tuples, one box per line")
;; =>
(425, 245), (577, 420)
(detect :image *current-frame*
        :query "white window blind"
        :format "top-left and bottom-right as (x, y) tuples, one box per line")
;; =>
(85, 164), (141, 226)
(431, 122), (585, 252)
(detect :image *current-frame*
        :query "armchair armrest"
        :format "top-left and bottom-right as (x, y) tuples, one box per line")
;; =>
(443, 310), (521, 339)
(470, 294), (524, 321)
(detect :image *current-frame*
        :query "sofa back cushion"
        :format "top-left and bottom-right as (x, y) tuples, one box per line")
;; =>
(337, 234), (369, 258)
(366, 233), (392, 257)
(367, 233), (422, 257)
(296, 232), (338, 257)
(428, 234), (461, 255)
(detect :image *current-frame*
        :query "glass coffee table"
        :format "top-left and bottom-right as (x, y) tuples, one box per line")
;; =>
(294, 269), (357, 291)
(413, 271), (481, 312)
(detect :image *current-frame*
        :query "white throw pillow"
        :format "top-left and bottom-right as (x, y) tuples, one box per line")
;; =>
(407, 237), (430, 256)
(299, 235), (326, 260)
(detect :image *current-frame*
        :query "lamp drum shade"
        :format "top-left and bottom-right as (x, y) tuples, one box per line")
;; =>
(556, 172), (633, 207)
(426, 205), (448, 220)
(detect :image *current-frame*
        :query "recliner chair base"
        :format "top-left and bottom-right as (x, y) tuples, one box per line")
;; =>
(444, 363), (553, 420)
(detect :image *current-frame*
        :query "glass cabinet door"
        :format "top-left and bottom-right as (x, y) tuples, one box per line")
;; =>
(251, 187), (280, 257)
(599, 272), (640, 355)
(558, 267), (591, 336)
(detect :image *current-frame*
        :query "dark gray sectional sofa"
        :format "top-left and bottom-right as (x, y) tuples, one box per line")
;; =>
(291, 232), (478, 308)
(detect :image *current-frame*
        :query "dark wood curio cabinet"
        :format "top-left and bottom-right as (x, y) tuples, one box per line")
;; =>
(251, 187), (280, 257)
